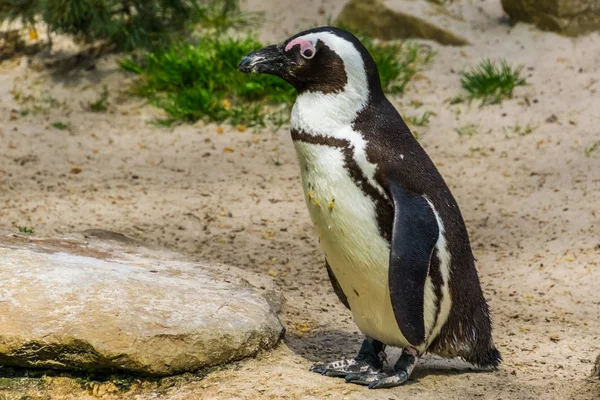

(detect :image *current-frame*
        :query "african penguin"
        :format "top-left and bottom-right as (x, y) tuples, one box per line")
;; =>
(239, 27), (501, 389)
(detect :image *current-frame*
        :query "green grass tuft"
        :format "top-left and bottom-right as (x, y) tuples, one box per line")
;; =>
(121, 36), (295, 127)
(87, 86), (109, 112)
(406, 111), (434, 127)
(585, 141), (599, 158)
(461, 59), (527, 105)
(455, 124), (479, 137)
(359, 37), (436, 94)
(18, 226), (34, 234)
(51, 121), (69, 130)
(122, 32), (435, 127)
(509, 122), (538, 136)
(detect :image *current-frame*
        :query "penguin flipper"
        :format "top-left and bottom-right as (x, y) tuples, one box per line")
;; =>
(325, 259), (351, 310)
(388, 181), (439, 346)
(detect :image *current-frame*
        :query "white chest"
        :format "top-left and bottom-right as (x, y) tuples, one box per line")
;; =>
(293, 140), (410, 346)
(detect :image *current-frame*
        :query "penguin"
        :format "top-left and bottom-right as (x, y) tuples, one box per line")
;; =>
(238, 27), (501, 389)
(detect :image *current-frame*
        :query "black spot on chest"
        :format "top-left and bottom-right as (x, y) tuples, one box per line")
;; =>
(291, 129), (393, 241)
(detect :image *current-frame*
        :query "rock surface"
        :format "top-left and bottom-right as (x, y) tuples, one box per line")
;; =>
(337, 0), (471, 45)
(594, 353), (600, 378)
(502, 0), (600, 36)
(0, 230), (284, 376)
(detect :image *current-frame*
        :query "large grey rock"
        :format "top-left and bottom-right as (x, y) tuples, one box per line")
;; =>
(502, 0), (600, 36)
(0, 231), (284, 376)
(594, 353), (600, 378)
(337, 0), (471, 46)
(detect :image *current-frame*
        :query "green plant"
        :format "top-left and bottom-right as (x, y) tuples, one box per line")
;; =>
(271, 157), (283, 166)
(449, 95), (464, 105)
(359, 36), (436, 94)
(407, 111), (434, 127)
(18, 226), (34, 234)
(461, 59), (527, 105)
(86, 86), (109, 112)
(51, 121), (68, 130)
(198, 0), (262, 34)
(455, 124), (478, 137)
(0, 0), (244, 50)
(0, 0), (38, 26)
(509, 122), (538, 136)
(585, 141), (599, 158)
(121, 36), (296, 126)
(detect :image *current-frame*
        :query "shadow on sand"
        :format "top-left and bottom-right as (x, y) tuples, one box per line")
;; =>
(285, 328), (488, 382)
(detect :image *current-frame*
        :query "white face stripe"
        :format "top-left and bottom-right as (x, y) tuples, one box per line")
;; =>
(293, 31), (369, 104)
(290, 32), (387, 199)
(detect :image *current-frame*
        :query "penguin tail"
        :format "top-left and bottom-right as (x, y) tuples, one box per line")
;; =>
(465, 346), (502, 370)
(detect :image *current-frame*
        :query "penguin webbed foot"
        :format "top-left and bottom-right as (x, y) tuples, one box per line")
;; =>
(310, 336), (384, 378)
(310, 358), (380, 377)
(346, 346), (419, 389)
(345, 370), (408, 389)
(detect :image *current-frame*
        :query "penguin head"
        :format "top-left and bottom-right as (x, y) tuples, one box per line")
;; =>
(239, 27), (382, 97)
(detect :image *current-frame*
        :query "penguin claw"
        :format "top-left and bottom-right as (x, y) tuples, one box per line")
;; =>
(344, 372), (389, 386)
(308, 364), (348, 377)
(345, 371), (409, 389)
(309, 363), (327, 374)
(367, 371), (409, 389)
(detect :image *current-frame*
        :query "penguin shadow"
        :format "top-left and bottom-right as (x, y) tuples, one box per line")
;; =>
(285, 329), (488, 381)
(284, 329), (363, 362)
(410, 355), (492, 380)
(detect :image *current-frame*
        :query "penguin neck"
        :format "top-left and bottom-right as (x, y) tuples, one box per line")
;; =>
(291, 90), (368, 135)
(290, 78), (390, 203)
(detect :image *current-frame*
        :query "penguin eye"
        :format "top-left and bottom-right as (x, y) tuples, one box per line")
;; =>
(301, 48), (315, 59)
(285, 38), (316, 60)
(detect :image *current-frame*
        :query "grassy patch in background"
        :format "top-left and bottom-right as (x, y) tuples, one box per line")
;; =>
(0, 0), (239, 51)
(359, 37), (436, 95)
(120, 36), (295, 127)
(460, 59), (526, 106)
(121, 33), (435, 127)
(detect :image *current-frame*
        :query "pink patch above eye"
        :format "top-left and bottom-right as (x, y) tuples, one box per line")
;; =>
(285, 38), (315, 57)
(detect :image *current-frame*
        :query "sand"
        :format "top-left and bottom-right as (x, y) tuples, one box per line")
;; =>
(0, 0), (599, 398)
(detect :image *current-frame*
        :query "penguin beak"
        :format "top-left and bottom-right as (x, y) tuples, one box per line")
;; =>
(238, 44), (290, 76)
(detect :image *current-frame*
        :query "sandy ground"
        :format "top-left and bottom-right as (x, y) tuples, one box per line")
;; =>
(1, 0), (599, 399)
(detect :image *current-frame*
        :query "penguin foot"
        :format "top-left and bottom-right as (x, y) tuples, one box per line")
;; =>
(310, 358), (380, 378)
(310, 336), (386, 378)
(345, 370), (408, 389)
(346, 346), (420, 389)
